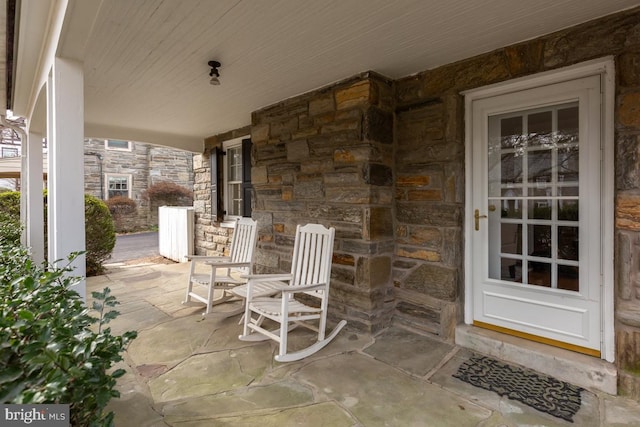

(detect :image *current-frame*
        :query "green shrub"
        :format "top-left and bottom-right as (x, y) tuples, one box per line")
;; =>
(84, 194), (116, 276)
(0, 191), (20, 218)
(0, 211), (21, 247)
(0, 191), (116, 276)
(0, 191), (22, 247)
(0, 244), (137, 426)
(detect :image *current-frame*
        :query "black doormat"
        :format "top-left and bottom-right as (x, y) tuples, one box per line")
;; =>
(453, 355), (583, 422)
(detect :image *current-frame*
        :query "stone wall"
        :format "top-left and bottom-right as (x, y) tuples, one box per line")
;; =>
(192, 7), (640, 398)
(250, 74), (396, 332)
(84, 139), (194, 232)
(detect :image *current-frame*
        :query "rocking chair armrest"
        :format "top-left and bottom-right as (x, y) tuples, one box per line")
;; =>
(206, 260), (251, 268)
(187, 255), (231, 262)
(242, 273), (294, 282)
(280, 282), (327, 293)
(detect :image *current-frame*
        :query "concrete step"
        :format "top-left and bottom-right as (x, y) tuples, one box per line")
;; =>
(455, 324), (617, 395)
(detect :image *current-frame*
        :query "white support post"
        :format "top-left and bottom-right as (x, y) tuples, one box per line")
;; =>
(23, 130), (45, 264)
(46, 57), (86, 299)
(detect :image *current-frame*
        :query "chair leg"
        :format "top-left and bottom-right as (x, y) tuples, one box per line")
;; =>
(183, 279), (193, 304)
(204, 283), (214, 315)
(278, 319), (288, 358)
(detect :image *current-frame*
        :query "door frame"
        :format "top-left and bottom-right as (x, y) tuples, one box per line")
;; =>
(462, 57), (615, 362)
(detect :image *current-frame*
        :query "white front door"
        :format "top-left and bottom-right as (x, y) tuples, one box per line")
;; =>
(470, 75), (602, 354)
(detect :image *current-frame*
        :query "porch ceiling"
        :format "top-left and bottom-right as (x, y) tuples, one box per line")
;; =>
(9, 0), (640, 153)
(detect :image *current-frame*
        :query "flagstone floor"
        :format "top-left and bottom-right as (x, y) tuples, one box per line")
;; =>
(87, 262), (640, 426)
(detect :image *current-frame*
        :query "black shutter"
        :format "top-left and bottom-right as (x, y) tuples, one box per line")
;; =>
(241, 138), (253, 217)
(211, 147), (223, 222)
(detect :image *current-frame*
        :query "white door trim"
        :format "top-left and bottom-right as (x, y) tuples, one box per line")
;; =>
(463, 57), (615, 362)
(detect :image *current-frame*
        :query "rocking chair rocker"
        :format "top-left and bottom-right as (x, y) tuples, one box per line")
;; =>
(183, 217), (257, 315)
(238, 223), (347, 362)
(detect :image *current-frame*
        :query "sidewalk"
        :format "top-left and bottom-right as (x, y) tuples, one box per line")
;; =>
(87, 262), (640, 426)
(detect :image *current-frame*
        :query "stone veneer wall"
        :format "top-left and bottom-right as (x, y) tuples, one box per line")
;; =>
(250, 74), (396, 332)
(394, 8), (640, 397)
(84, 138), (194, 232)
(192, 7), (640, 398)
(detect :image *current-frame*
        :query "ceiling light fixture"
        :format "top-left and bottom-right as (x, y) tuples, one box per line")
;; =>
(208, 60), (221, 85)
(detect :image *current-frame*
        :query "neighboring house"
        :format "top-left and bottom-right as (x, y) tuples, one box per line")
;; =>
(84, 138), (194, 231)
(0, 124), (22, 190)
(192, 9), (640, 399)
(0, 135), (194, 232)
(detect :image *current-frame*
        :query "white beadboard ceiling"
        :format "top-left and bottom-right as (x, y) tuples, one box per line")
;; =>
(16, 0), (640, 152)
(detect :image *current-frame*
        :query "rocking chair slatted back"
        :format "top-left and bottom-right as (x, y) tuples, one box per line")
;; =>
(229, 218), (258, 274)
(291, 223), (335, 294)
(183, 217), (258, 315)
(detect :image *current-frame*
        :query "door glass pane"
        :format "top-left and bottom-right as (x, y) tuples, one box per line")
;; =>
(527, 261), (551, 287)
(528, 150), (552, 183)
(487, 102), (580, 291)
(529, 200), (551, 220)
(528, 111), (552, 146)
(501, 200), (521, 218)
(500, 223), (521, 255)
(558, 266), (579, 291)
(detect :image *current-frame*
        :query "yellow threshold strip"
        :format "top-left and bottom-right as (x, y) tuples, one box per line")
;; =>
(473, 320), (601, 358)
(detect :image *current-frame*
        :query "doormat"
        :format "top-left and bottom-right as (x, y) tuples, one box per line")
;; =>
(453, 355), (583, 422)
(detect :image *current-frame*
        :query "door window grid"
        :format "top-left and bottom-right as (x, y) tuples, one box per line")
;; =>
(488, 102), (579, 291)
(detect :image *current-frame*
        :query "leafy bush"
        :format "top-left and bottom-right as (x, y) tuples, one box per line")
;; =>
(0, 244), (137, 426)
(0, 191), (116, 276)
(84, 194), (116, 276)
(0, 191), (20, 218)
(0, 191), (22, 247)
(144, 181), (193, 206)
(0, 211), (21, 247)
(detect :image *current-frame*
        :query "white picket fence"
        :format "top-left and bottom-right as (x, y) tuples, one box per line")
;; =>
(158, 206), (194, 262)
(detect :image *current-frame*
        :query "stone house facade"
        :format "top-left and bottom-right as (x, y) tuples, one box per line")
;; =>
(84, 138), (194, 232)
(193, 8), (640, 398)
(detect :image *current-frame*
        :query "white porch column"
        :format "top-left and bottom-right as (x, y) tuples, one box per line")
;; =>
(47, 57), (86, 299)
(23, 130), (45, 264)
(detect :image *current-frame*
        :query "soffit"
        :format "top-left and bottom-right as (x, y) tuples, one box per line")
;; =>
(13, 0), (640, 152)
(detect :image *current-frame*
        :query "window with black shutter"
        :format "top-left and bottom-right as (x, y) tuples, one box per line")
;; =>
(216, 136), (252, 221)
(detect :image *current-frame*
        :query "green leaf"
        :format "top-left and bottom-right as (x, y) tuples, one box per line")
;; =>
(111, 368), (126, 379)
(17, 309), (34, 321)
(0, 366), (23, 384)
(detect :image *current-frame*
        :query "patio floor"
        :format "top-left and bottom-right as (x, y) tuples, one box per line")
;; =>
(87, 261), (640, 426)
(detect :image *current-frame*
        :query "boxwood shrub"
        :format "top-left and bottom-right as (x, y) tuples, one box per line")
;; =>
(0, 191), (116, 276)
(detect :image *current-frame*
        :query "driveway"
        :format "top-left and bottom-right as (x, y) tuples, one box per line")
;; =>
(106, 231), (163, 265)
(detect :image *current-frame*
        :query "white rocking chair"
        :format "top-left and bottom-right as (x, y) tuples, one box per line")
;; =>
(183, 217), (257, 315)
(238, 223), (347, 362)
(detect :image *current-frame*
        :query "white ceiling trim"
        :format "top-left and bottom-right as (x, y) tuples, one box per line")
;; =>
(10, 0), (640, 152)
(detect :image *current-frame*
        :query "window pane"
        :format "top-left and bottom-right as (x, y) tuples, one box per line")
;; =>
(108, 177), (129, 198)
(228, 147), (242, 181)
(228, 183), (242, 216)
(527, 149), (552, 183)
(500, 116), (523, 149)
(1, 147), (18, 157)
(529, 200), (551, 220)
(528, 111), (552, 146)
(107, 139), (130, 150)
